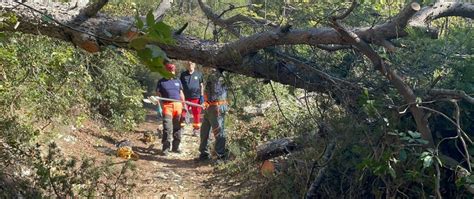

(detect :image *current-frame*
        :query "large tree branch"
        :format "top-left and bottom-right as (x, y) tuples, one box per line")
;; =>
(76, 0), (109, 20)
(428, 89), (474, 104)
(410, 2), (474, 26)
(1, 1), (472, 111)
(3, 1), (470, 57)
(69, 0), (109, 50)
(197, 0), (241, 37)
(409, 2), (474, 38)
(329, 3), (434, 146)
(196, 0), (359, 106)
(197, 0), (277, 37)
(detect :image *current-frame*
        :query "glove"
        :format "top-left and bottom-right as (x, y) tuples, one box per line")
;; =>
(199, 95), (204, 104)
(156, 106), (162, 118)
(203, 102), (209, 110)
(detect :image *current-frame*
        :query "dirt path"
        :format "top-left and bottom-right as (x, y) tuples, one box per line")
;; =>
(55, 111), (232, 198)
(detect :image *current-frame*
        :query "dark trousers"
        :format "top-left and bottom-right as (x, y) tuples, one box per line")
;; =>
(199, 105), (227, 158)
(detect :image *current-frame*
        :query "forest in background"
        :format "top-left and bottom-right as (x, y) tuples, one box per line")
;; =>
(1, 0), (473, 198)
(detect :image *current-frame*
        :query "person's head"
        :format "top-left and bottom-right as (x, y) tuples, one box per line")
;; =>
(165, 63), (176, 75)
(185, 61), (196, 72)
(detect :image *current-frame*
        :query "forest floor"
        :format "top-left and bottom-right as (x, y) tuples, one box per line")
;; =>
(54, 110), (242, 198)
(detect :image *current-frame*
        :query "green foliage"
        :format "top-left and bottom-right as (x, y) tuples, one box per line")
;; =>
(0, 33), (146, 131)
(0, 140), (137, 197)
(0, 33), (143, 197)
(0, 12), (17, 29)
(0, 116), (38, 146)
(1, 0), (473, 197)
(131, 11), (175, 78)
(85, 49), (146, 131)
(389, 130), (429, 145)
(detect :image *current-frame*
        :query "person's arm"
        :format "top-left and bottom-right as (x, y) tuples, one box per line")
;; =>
(180, 90), (185, 103)
(155, 82), (161, 106)
(198, 73), (205, 104)
(200, 83), (204, 96)
(180, 90), (186, 112)
(179, 82), (185, 105)
(155, 82), (163, 116)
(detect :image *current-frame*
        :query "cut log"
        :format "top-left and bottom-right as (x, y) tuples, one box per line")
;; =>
(255, 137), (301, 161)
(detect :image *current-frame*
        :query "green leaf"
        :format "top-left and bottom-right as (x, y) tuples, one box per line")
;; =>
(416, 139), (429, 145)
(388, 163), (396, 178)
(416, 97), (422, 104)
(363, 87), (369, 98)
(435, 156), (443, 167)
(149, 22), (174, 44)
(137, 48), (153, 60)
(130, 37), (148, 50)
(420, 151), (430, 158)
(400, 137), (410, 141)
(0, 32), (5, 41)
(136, 45), (173, 78)
(146, 45), (166, 58)
(407, 130), (421, 139)
(146, 10), (155, 27)
(387, 131), (398, 136)
(135, 12), (144, 30)
(399, 149), (407, 161)
(148, 57), (173, 78)
(423, 155), (433, 168)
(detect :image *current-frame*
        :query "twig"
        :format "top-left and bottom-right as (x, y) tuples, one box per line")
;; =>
(305, 138), (336, 199)
(331, 0), (358, 21)
(218, 4), (248, 18)
(305, 141), (328, 190)
(429, 89), (474, 105)
(452, 100), (471, 172)
(434, 161), (442, 199)
(418, 105), (473, 144)
(40, 119), (53, 131)
(303, 89), (319, 125)
(269, 81), (297, 128)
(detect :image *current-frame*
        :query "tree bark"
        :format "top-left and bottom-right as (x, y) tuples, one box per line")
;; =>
(1, 1), (473, 135)
(255, 137), (301, 161)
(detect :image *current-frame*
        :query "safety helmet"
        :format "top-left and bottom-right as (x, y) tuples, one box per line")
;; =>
(165, 63), (176, 72)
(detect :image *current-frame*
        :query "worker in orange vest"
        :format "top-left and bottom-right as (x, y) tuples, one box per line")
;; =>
(156, 63), (186, 155)
(196, 68), (228, 162)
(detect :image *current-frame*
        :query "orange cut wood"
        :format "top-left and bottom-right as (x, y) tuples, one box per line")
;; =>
(260, 160), (275, 177)
(80, 40), (100, 53)
(126, 31), (139, 40)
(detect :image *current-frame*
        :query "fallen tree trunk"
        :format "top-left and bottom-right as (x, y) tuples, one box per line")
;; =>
(1, 1), (471, 105)
(2, 0), (474, 147)
(255, 137), (301, 161)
